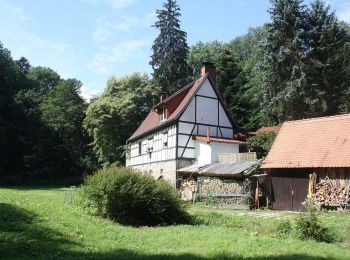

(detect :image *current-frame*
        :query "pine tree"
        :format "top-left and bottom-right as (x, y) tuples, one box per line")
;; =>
(304, 0), (350, 116)
(216, 47), (248, 130)
(150, 0), (191, 95)
(263, 0), (308, 123)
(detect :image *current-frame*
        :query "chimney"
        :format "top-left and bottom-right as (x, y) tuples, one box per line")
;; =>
(160, 95), (165, 102)
(201, 62), (216, 85)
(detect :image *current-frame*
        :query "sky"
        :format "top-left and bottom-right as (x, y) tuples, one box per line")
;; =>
(1, 0), (349, 100)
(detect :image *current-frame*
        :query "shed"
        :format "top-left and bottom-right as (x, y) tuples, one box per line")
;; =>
(261, 114), (350, 211)
(177, 152), (259, 209)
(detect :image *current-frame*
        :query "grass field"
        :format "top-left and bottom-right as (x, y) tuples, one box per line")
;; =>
(1, 187), (350, 259)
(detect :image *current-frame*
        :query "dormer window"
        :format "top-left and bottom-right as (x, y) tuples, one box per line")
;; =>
(159, 107), (166, 122)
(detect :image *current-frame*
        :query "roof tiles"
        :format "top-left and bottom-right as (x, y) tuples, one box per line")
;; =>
(261, 114), (350, 168)
(128, 75), (206, 141)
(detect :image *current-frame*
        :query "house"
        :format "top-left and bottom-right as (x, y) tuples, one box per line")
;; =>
(126, 63), (244, 187)
(261, 114), (350, 211)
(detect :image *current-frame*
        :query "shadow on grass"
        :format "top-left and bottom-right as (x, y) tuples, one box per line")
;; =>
(0, 202), (79, 259)
(0, 202), (336, 260)
(63, 250), (334, 260)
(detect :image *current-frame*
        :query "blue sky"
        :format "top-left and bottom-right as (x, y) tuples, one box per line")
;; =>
(1, 0), (349, 100)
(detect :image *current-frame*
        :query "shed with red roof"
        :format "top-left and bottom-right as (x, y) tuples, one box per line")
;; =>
(261, 114), (350, 211)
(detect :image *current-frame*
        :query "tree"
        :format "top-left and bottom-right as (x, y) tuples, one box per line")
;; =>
(84, 73), (157, 166)
(229, 26), (270, 130)
(40, 79), (93, 171)
(216, 47), (248, 130)
(246, 132), (277, 158)
(187, 41), (223, 76)
(0, 42), (28, 181)
(304, 0), (350, 116)
(263, 0), (308, 123)
(150, 0), (191, 95)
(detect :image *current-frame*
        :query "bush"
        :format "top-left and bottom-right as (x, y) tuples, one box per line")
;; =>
(246, 132), (276, 158)
(277, 220), (292, 237)
(80, 167), (190, 226)
(295, 200), (335, 243)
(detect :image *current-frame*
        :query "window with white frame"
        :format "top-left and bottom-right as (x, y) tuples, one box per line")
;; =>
(159, 107), (166, 122)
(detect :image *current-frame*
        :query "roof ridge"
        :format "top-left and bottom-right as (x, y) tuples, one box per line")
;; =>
(153, 75), (205, 108)
(284, 113), (350, 125)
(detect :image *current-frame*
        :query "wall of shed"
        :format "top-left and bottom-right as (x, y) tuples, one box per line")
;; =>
(267, 167), (350, 211)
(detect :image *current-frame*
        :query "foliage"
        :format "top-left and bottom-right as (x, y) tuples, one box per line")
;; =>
(246, 132), (276, 158)
(0, 41), (95, 184)
(150, 0), (192, 95)
(295, 200), (335, 243)
(187, 40), (223, 76)
(277, 220), (293, 237)
(216, 46), (249, 130)
(262, 0), (309, 123)
(304, 0), (350, 116)
(80, 167), (189, 226)
(2, 188), (350, 259)
(84, 73), (157, 166)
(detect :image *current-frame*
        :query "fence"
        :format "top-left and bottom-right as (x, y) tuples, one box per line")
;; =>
(194, 177), (252, 209)
(219, 152), (257, 163)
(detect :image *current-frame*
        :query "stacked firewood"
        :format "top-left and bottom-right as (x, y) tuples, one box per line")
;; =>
(199, 178), (243, 195)
(180, 178), (196, 201)
(313, 178), (349, 207)
(180, 178), (196, 193)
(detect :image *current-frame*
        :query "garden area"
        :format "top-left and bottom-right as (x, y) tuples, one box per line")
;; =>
(1, 183), (350, 259)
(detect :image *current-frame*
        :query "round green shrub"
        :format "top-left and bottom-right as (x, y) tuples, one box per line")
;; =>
(80, 167), (190, 226)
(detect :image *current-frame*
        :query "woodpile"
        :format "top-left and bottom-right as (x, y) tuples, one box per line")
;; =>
(198, 178), (244, 195)
(313, 177), (350, 207)
(180, 178), (196, 201)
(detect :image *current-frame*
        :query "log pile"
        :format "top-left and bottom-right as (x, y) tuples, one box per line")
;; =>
(180, 178), (196, 201)
(198, 178), (244, 195)
(313, 177), (350, 207)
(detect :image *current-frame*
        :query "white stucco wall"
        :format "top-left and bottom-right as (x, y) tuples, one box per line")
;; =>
(195, 140), (239, 166)
(211, 142), (239, 163)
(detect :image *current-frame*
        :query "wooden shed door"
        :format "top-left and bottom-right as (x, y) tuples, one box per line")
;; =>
(271, 176), (308, 211)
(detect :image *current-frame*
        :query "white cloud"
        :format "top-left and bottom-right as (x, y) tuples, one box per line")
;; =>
(328, 0), (350, 22)
(88, 38), (151, 75)
(0, 1), (79, 80)
(81, 0), (137, 9)
(93, 12), (155, 42)
(80, 84), (101, 101)
(338, 7), (350, 22)
(107, 0), (137, 9)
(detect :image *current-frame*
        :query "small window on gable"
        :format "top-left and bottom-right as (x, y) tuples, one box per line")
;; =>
(163, 131), (168, 148)
(159, 107), (166, 122)
(138, 142), (142, 155)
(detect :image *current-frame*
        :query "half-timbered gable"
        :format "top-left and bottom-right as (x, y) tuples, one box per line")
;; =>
(126, 63), (243, 186)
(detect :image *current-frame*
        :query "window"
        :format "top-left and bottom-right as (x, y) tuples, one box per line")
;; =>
(163, 131), (168, 148)
(148, 138), (153, 152)
(138, 142), (142, 155)
(159, 107), (166, 122)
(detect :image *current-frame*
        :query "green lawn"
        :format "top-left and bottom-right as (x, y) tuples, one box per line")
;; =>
(1, 187), (350, 259)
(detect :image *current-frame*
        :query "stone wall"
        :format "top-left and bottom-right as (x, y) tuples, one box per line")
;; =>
(130, 160), (177, 187)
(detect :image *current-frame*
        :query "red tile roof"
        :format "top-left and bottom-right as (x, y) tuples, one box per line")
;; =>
(261, 114), (350, 168)
(193, 135), (246, 145)
(128, 75), (206, 141)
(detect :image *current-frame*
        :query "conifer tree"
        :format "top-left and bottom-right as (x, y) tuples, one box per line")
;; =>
(263, 0), (308, 123)
(150, 0), (191, 95)
(304, 0), (350, 116)
(216, 47), (248, 130)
